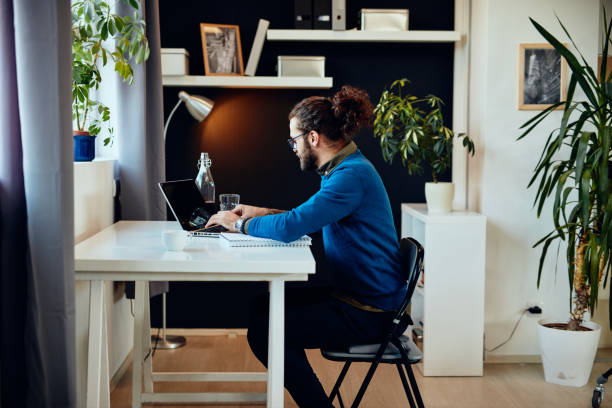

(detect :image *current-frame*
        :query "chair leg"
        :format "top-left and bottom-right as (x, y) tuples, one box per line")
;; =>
(396, 364), (416, 408)
(337, 391), (346, 408)
(351, 361), (381, 408)
(329, 362), (351, 406)
(403, 362), (425, 408)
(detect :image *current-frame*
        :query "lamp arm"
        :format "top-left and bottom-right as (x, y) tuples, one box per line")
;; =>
(163, 99), (184, 141)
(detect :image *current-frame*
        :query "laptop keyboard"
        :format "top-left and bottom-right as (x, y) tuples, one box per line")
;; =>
(202, 224), (227, 233)
(192, 224), (228, 236)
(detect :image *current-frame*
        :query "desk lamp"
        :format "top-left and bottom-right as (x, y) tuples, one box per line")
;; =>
(164, 91), (214, 140)
(155, 91), (214, 350)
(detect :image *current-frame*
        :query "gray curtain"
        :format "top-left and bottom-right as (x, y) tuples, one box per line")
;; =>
(1, 0), (76, 406)
(0, 0), (27, 405)
(118, 0), (168, 298)
(117, 0), (166, 221)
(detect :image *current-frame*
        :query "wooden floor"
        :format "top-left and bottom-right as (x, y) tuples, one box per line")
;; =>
(111, 334), (610, 408)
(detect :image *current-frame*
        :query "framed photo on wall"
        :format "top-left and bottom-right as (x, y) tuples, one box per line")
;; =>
(200, 23), (244, 76)
(518, 43), (568, 110)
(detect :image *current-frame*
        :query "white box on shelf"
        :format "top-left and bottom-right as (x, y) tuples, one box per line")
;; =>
(360, 9), (409, 31)
(161, 48), (190, 75)
(277, 56), (326, 77)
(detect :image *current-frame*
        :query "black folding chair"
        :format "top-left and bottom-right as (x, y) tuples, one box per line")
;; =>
(321, 237), (425, 408)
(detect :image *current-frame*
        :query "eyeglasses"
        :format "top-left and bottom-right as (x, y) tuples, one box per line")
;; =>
(287, 131), (307, 150)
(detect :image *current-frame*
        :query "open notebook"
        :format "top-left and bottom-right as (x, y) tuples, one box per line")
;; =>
(220, 233), (312, 247)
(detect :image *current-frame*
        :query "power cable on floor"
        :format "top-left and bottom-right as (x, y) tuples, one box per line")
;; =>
(485, 310), (528, 352)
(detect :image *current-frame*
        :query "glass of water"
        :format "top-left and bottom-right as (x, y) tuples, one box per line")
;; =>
(219, 194), (240, 211)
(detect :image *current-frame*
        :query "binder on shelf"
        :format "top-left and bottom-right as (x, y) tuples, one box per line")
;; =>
(294, 0), (312, 29)
(245, 19), (270, 76)
(313, 0), (331, 29)
(331, 0), (345, 31)
(220, 232), (312, 247)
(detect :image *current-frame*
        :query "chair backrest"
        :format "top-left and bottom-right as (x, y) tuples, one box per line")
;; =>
(365, 237), (423, 359)
(393, 237), (424, 327)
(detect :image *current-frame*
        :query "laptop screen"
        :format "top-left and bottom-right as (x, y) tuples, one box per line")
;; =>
(159, 180), (217, 231)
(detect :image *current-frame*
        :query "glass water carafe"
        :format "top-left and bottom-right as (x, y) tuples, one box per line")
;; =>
(195, 152), (215, 203)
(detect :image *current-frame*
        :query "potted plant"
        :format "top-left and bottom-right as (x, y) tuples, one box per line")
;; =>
(71, 0), (149, 161)
(373, 79), (475, 213)
(518, 13), (612, 386)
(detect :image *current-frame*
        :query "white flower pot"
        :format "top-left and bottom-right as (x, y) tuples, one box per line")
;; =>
(424, 182), (454, 213)
(537, 318), (601, 387)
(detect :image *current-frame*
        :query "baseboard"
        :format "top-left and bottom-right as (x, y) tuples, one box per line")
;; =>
(151, 328), (248, 337)
(116, 332), (612, 370)
(484, 354), (541, 364)
(485, 348), (612, 364)
(110, 350), (133, 393)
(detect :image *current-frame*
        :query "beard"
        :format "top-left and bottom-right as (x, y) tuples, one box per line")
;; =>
(298, 140), (317, 171)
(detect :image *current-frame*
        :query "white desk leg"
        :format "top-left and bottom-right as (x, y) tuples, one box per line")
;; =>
(86, 280), (110, 408)
(267, 280), (285, 408)
(143, 285), (153, 393)
(132, 281), (146, 408)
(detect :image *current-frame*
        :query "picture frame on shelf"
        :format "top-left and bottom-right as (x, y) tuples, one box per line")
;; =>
(518, 43), (567, 110)
(200, 23), (244, 76)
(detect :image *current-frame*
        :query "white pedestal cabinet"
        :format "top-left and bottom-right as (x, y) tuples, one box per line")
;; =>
(401, 203), (486, 376)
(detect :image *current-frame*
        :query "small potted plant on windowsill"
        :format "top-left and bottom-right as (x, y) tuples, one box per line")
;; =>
(71, 0), (149, 161)
(373, 79), (475, 213)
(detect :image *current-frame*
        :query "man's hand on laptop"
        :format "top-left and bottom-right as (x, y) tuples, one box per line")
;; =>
(231, 204), (285, 218)
(205, 211), (239, 232)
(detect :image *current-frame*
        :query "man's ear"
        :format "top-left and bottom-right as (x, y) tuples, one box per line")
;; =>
(309, 130), (321, 147)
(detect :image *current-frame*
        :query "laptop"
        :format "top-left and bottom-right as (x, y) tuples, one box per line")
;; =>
(159, 179), (228, 237)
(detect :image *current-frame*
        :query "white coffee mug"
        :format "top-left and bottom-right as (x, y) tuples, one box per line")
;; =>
(161, 230), (190, 251)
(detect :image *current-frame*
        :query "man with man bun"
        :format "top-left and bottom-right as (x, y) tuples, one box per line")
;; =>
(206, 85), (406, 407)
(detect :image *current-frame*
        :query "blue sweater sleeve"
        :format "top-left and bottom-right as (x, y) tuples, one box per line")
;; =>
(248, 167), (363, 242)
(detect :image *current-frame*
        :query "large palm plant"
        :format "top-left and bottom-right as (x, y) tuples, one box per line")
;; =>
(518, 13), (612, 330)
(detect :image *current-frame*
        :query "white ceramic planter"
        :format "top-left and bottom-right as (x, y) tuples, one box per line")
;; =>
(425, 182), (454, 213)
(537, 318), (601, 387)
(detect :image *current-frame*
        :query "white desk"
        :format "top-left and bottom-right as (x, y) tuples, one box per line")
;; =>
(75, 221), (316, 408)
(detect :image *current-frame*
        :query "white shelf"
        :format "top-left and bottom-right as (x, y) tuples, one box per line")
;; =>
(162, 75), (333, 89)
(401, 203), (485, 223)
(267, 30), (461, 43)
(401, 203), (486, 376)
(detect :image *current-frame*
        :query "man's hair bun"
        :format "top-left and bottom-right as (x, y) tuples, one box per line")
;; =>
(289, 85), (374, 143)
(330, 86), (374, 140)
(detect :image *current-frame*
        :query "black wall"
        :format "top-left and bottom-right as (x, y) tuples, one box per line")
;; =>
(156, 0), (454, 328)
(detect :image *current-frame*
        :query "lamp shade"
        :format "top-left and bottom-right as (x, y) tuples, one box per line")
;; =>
(178, 91), (214, 122)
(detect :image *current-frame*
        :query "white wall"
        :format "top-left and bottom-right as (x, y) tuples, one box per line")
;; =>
(469, 0), (601, 357)
(74, 160), (133, 406)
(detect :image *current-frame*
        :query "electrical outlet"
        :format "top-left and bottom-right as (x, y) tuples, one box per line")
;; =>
(527, 305), (542, 314)
(525, 300), (543, 310)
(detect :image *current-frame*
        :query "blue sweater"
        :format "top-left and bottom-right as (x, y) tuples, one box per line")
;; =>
(248, 149), (405, 310)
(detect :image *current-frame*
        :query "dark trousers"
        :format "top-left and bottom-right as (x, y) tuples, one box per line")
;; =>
(246, 286), (407, 408)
